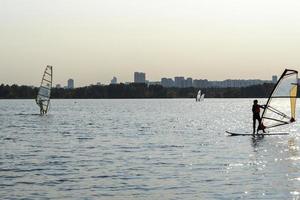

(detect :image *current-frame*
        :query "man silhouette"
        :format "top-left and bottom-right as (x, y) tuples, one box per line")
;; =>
(252, 100), (266, 134)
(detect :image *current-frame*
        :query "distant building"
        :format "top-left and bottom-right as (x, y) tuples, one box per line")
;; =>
(272, 75), (278, 83)
(67, 79), (74, 89)
(134, 72), (146, 83)
(111, 76), (117, 84)
(207, 79), (267, 88)
(193, 79), (209, 88)
(96, 82), (101, 85)
(174, 76), (185, 88)
(161, 78), (174, 88)
(185, 77), (193, 88)
(55, 84), (61, 88)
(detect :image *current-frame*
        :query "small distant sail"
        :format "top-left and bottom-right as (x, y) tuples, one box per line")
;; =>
(200, 93), (205, 101)
(36, 65), (53, 115)
(196, 90), (201, 101)
(261, 69), (298, 129)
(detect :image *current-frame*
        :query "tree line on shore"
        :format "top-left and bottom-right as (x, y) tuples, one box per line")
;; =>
(0, 83), (277, 99)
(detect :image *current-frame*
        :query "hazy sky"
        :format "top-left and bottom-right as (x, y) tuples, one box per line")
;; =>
(1, 0), (300, 86)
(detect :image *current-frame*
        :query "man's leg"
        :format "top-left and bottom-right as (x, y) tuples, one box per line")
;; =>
(257, 119), (260, 133)
(257, 117), (265, 133)
(253, 118), (256, 134)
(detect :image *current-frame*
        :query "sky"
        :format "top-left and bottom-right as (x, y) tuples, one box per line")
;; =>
(1, 0), (300, 86)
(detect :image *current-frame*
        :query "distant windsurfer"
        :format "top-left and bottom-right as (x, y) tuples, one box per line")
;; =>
(252, 100), (266, 134)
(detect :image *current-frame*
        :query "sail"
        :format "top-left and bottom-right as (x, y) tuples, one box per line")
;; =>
(261, 69), (298, 129)
(196, 90), (201, 101)
(36, 65), (53, 114)
(200, 93), (205, 101)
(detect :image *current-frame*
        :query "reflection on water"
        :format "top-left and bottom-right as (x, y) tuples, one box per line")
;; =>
(251, 136), (264, 149)
(1, 99), (300, 199)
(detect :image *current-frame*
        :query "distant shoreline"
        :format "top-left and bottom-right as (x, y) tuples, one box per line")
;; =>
(0, 83), (279, 99)
(0, 97), (271, 99)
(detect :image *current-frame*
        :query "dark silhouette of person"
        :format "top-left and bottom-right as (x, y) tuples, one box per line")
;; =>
(36, 99), (45, 115)
(252, 100), (266, 134)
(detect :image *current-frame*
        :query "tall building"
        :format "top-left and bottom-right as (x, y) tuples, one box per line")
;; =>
(111, 76), (117, 84)
(67, 79), (74, 89)
(174, 77), (185, 88)
(134, 72), (146, 83)
(272, 75), (278, 83)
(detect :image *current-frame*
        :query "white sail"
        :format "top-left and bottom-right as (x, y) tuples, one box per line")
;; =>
(200, 93), (205, 101)
(261, 69), (298, 129)
(36, 65), (53, 114)
(196, 90), (201, 101)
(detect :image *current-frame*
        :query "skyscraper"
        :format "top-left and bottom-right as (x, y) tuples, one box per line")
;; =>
(134, 72), (146, 83)
(67, 79), (74, 89)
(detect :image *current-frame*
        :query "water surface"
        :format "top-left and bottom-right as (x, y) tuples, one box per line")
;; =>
(1, 99), (300, 199)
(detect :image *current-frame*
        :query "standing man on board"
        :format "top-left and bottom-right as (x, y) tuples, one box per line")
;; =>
(252, 100), (266, 134)
(36, 99), (45, 115)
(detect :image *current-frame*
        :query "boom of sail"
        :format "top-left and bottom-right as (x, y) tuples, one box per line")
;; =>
(36, 65), (53, 114)
(261, 69), (298, 129)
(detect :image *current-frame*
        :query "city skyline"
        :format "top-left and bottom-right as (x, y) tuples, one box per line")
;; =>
(1, 69), (280, 88)
(1, 0), (300, 86)
(50, 72), (277, 89)
(0, 64), (286, 87)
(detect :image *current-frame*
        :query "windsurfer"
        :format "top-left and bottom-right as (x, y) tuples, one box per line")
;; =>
(37, 99), (44, 115)
(252, 100), (266, 134)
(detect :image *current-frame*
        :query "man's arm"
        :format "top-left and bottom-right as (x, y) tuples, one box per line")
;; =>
(259, 105), (266, 109)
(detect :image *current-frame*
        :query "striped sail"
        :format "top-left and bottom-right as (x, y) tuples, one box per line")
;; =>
(36, 65), (53, 114)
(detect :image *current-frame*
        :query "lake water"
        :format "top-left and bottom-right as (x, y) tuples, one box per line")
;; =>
(1, 99), (300, 199)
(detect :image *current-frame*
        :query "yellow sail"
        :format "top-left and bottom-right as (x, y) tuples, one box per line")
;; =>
(290, 84), (297, 120)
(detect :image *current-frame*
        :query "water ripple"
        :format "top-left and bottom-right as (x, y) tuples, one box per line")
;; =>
(1, 99), (300, 199)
